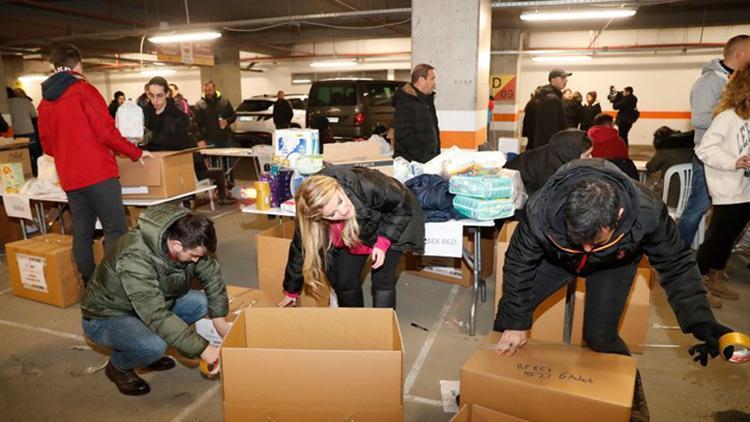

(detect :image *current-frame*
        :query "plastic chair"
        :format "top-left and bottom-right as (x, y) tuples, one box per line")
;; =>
(661, 163), (705, 249)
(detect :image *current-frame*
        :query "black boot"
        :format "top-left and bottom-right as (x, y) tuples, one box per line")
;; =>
(336, 289), (364, 307)
(372, 289), (396, 309)
(145, 357), (175, 371)
(630, 370), (650, 422)
(105, 360), (151, 396)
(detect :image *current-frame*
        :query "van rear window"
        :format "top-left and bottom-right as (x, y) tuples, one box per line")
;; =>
(365, 83), (401, 107)
(309, 84), (357, 106)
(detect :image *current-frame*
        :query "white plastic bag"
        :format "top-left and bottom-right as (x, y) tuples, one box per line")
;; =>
(20, 178), (64, 196)
(115, 100), (144, 139)
(36, 155), (59, 185)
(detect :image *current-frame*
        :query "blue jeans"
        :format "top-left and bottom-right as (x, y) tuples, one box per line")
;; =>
(82, 290), (208, 370)
(677, 156), (711, 245)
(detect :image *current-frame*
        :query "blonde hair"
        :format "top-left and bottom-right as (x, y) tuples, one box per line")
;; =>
(714, 64), (750, 120)
(295, 175), (360, 295)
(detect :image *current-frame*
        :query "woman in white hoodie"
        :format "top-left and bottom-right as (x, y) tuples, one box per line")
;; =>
(695, 65), (750, 301)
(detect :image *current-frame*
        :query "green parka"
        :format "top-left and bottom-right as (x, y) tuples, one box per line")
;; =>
(81, 205), (228, 358)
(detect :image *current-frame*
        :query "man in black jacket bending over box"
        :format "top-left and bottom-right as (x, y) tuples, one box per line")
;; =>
(493, 159), (732, 420)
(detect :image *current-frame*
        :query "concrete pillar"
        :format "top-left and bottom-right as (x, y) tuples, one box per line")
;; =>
(411, 0), (491, 149)
(199, 45), (242, 107)
(0, 57), (9, 116)
(489, 29), (523, 146)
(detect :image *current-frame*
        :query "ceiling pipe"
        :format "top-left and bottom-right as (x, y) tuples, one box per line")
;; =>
(6, 7), (411, 46)
(239, 50), (412, 62)
(491, 0), (679, 7)
(6, 0), (147, 27)
(491, 41), (725, 55)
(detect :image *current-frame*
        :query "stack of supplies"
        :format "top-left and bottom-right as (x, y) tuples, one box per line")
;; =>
(449, 169), (523, 220)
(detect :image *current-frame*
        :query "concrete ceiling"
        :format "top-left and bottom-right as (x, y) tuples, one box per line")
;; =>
(1, 0), (748, 66)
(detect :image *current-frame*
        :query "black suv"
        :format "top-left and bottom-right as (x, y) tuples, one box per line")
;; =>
(307, 79), (405, 141)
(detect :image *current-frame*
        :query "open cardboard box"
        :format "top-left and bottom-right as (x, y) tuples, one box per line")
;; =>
(494, 223), (654, 353)
(5, 234), (83, 307)
(255, 220), (330, 307)
(221, 308), (404, 421)
(460, 333), (636, 422)
(117, 150), (196, 199)
(452, 404), (529, 422)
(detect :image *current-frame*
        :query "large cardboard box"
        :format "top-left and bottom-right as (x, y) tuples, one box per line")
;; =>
(323, 141), (393, 175)
(494, 223), (653, 353)
(5, 234), (84, 307)
(405, 231), (495, 288)
(460, 334), (636, 422)
(117, 150), (196, 199)
(196, 285), (279, 345)
(255, 221), (330, 307)
(221, 308), (404, 421)
(0, 137), (32, 176)
(452, 404), (529, 422)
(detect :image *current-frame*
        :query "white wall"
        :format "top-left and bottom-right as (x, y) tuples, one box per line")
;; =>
(517, 24), (750, 145)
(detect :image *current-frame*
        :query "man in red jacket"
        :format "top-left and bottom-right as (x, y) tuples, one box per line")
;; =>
(38, 44), (152, 283)
(586, 113), (628, 159)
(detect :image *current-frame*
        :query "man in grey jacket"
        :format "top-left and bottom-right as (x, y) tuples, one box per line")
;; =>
(677, 34), (750, 281)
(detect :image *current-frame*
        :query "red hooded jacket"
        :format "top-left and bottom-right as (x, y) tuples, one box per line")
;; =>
(586, 125), (629, 159)
(38, 71), (143, 192)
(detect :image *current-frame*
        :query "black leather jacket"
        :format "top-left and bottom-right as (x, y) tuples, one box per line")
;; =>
(283, 166), (425, 294)
(494, 159), (715, 335)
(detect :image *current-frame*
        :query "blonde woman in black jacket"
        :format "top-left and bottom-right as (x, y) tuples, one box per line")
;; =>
(278, 166), (424, 308)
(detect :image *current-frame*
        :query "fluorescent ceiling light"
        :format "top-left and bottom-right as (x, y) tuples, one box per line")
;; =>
(148, 31), (221, 44)
(532, 55), (592, 63)
(292, 79), (312, 84)
(140, 68), (177, 77)
(310, 60), (358, 68)
(521, 9), (636, 22)
(18, 74), (47, 82)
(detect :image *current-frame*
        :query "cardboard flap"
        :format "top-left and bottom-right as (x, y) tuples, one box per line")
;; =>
(323, 141), (384, 162)
(117, 157), (162, 186)
(0, 137), (30, 150)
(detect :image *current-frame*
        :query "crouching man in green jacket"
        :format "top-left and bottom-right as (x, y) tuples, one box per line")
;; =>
(81, 204), (229, 396)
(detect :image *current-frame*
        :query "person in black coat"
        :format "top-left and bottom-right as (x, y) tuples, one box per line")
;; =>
(272, 90), (294, 129)
(579, 91), (602, 131)
(494, 159), (731, 361)
(194, 81), (237, 148)
(504, 129), (592, 195)
(521, 87), (542, 149)
(611, 86), (639, 144)
(493, 159), (732, 418)
(533, 69), (570, 149)
(142, 76), (236, 205)
(278, 166), (425, 309)
(393, 64), (440, 163)
(108, 91), (125, 118)
(564, 91), (583, 129)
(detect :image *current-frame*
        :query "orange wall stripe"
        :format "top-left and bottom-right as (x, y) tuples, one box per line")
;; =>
(492, 113), (517, 122)
(441, 127), (487, 149)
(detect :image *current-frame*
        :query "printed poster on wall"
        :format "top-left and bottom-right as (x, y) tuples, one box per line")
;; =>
(156, 42), (214, 66)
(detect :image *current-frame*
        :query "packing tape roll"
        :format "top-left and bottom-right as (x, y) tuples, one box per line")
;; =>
(719, 332), (750, 364)
(200, 359), (220, 378)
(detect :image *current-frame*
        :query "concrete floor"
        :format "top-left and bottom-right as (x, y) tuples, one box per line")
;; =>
(1, 174), (749, 421)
